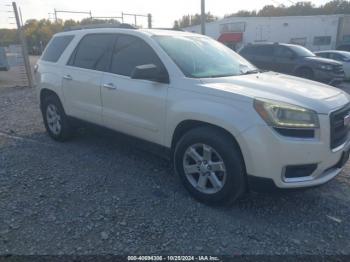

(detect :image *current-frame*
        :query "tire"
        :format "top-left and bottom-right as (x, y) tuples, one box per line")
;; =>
(296, 67), (314, 80)
(42, 94), (73, 142)
(174, 126), (246, 206)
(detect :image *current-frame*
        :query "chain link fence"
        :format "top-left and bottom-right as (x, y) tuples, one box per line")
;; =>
(0, 44), (32, 88)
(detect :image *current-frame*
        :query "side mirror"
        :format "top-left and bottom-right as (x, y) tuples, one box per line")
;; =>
(131, 64), (169, 84)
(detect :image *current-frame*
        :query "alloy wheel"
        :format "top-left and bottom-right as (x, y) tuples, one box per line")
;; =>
(182, 143), (227, 194)
(46, 104), (62, 135)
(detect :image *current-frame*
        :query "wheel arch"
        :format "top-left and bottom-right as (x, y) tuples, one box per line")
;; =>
(170, 120), (247, 173)
(40, 88), (60, 111)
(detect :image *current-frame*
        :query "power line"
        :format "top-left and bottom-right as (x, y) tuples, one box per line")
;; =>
(271, 0), (283, 5)
(54, 9), (92, 22)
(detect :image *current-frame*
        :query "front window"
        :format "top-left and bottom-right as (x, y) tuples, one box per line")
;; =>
(288, 45), (315, 57)
(154, 35), (257, 78)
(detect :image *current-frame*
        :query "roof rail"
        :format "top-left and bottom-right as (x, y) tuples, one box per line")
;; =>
(152, 28), (184, 31)
(64, 23), (137, 31)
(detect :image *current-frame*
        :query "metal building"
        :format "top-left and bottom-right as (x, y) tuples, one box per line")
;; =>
(184, 14), (350, 51)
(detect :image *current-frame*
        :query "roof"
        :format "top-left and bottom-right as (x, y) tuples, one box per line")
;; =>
(55, 27), (202, 38)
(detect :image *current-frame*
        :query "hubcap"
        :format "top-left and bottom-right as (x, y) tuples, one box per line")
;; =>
(46, 104), (62, 135)
(183, 143), (227, 194)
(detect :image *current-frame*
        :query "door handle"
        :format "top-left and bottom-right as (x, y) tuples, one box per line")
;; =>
(103, 83), (116, 90)
(63, 74), (73, 81)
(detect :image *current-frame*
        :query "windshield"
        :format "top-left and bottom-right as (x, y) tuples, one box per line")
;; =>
(288, 45), (315, 57)
(153, 35), (257, 78)
(337, 51), (350, 59)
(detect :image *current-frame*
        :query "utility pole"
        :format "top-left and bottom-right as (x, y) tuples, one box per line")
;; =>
(54, 8), (57, 22)
(201, 0), (206, 35)
(148, 14), (152, 29)
(12, 2), (34, 88)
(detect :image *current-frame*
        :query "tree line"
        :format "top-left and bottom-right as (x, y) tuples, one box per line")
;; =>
(174, 0), (350, 28)
(0, 18), (120, 55)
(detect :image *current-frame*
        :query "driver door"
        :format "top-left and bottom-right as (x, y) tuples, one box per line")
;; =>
(101, 34), (169, 145)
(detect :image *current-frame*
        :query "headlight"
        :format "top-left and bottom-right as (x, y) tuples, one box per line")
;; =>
(319, 64), (333, 71)
(254, 98), (319, 128)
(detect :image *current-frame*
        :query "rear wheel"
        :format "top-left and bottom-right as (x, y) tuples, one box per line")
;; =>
(42, 95), (73, 141)
(174, 126), (246, 206)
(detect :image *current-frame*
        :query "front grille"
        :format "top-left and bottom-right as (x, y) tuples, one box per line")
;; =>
(330, 103), (350, 149)
(333, 64), (344, 75)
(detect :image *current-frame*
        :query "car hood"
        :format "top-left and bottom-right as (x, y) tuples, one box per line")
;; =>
(199, 72), (349, 114)
(303, 56), (342, 65)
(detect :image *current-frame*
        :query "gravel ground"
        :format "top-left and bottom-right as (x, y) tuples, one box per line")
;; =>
(0, 86), (350, 255)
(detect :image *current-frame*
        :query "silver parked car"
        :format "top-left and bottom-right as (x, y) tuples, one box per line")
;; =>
(315, 50), (350, 80)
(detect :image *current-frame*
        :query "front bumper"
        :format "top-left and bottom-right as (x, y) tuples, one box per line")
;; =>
(238, 114), (349, 189)
(314, 69), (344, 85)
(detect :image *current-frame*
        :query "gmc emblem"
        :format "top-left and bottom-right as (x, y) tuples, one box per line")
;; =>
(344, 113), (350, 127)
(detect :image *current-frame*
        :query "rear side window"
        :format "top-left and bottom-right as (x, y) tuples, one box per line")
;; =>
(69, 34), (115, 71)
(254, 45), (273, 56)
(243, 45), (273, 56)
(41, 35), (74, 62)
(110, 35), (164, 77)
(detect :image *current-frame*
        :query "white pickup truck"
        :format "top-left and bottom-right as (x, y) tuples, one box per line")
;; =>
(35, 26), (350, 205)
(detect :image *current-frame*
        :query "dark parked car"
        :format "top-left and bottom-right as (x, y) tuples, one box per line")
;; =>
(239, 43), (344, 85)
(0, 47), (9, 71)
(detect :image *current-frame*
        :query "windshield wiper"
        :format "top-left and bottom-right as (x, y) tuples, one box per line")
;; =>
(241, 69), (261, 75)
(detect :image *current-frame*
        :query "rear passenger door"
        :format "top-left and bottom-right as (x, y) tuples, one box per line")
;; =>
(101, 34), (169, 145)
(62, 34), (115, 125)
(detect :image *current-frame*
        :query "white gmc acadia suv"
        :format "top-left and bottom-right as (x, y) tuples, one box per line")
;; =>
(36, 26), (350, 205)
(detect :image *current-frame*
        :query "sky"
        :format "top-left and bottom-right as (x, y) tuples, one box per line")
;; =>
(0, 0), (332, 29)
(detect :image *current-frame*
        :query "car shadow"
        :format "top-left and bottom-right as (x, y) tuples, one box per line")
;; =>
(20, 124), (350, 214)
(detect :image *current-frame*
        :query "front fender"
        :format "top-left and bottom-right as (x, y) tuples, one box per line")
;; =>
(165, 95), (259, 148)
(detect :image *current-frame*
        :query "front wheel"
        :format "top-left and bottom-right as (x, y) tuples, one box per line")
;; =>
(174, 126), (246, 206)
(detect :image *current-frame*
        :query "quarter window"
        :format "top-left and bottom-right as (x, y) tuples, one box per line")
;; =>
(69, 34), (115, 71)
(41, 35), (74, 62)
(110, 35), (163, 77)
